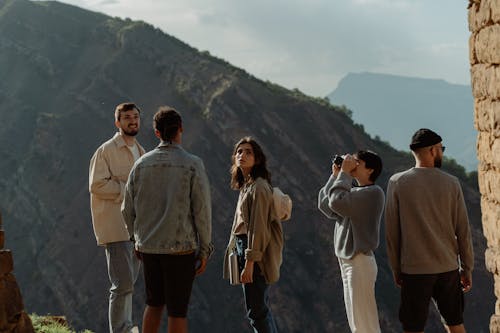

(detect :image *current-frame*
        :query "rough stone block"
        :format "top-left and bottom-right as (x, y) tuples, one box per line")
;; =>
(478, 166), (486, 195)
(13, 312), (34, 333)
(483, 198), (500, 224)
(0, 250), (13, 275)
(492, 314), (500, 332)
(469, 33), (478, 65)
(468, 2), (476, 32)
(483, 218), (497, 248)
(492, 65), (500, 98)
(483, 199), (500, 247)
(478, 168), (500, 202)
(485, 170), (500, 203)
(468, 2), (481, 33)
(477, 130), (500, 168)
(475, 24), (500, 64)
(493, 0), (500, 23)
(471, 64), (489, 100)
(474, 99), (483, 131)
(493, 137), (500, 168)
(474, 100), (500, 136)
(485, 247), (496, 273)
(471, 64), (500, 100)
(495, 274), (500, 299)
(0, 274), (24, 328)
(483, 218), (497, 249)
(469, 0), (492, 32)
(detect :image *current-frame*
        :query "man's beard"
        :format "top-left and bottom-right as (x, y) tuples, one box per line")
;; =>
(123, 128), (139, 136)
(434, 156), (442, 168)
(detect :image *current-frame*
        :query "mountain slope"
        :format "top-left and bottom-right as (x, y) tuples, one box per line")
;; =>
(328, 72), (477, 171)
(0, 1), (492, 332)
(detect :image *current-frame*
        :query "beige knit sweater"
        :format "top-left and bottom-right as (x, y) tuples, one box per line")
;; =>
(385, 167), (474, 277)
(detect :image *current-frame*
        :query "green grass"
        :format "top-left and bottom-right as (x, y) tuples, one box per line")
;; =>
(30, 314), (94, 333)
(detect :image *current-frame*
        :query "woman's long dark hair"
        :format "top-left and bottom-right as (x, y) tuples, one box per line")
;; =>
(230, 137), (271, 190)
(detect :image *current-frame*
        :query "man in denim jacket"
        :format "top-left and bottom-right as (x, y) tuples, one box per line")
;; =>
(122, 106), (213, 333)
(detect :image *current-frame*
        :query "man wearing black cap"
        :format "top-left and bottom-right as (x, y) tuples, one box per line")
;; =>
(385, 128), (474, 333)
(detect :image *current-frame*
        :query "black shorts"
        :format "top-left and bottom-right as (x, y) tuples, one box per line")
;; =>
(399, 270), (464, 331)
(141, 252), (196, 318)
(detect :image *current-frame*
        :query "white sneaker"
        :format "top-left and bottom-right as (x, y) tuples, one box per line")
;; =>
(131, 326), (139, 333)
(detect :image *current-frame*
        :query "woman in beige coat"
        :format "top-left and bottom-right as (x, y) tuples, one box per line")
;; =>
(223, 137), (283, 333)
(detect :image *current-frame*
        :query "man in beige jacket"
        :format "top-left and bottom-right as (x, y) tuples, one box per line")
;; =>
(89, 102), (145, 333)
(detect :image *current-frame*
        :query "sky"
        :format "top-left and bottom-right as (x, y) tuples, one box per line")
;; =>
(53, 0), (471, 97)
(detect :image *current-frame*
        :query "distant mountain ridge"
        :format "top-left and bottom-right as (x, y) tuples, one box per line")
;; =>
(328, 72), (477, 170)
(0, 1), (492, 332)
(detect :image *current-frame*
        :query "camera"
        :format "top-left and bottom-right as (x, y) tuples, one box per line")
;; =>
(332, 154), (344, 166)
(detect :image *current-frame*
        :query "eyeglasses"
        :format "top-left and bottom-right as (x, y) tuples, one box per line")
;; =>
(431, 145), (446, 153)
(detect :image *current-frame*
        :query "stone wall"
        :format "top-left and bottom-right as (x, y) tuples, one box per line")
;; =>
(468, 0), (500, 332)
(0, 214), (34, 333)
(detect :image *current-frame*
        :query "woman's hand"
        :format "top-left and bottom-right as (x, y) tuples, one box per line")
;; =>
(331, 162), (341, 177)
(341, 154), (359, 174)
(240, 260), (254, 284)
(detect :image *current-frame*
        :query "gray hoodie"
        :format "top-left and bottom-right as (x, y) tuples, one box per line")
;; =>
(318, 171), (385, 259)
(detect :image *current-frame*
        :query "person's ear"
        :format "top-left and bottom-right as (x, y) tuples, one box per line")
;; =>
(154, 129), (161, 139)
(430, 146), (437, 158)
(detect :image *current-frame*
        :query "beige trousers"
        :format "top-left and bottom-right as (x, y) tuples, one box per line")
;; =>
(338, 253), (381, 333)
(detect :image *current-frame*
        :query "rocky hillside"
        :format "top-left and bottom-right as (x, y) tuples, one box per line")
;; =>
(0, 1), (492, 332)
(328, 72), (477, 171)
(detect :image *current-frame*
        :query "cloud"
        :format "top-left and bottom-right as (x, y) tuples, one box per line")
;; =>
(352, 0), (413, 5)
(429, 42), (466, 55)
(54, 0), (471, 96)
(97, 0), (118, 5)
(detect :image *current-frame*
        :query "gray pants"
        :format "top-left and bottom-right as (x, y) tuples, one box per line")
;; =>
(105, 241), (140, 333)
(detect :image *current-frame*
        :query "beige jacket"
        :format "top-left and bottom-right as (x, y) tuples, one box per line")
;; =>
(89, 132), (145, 245)
(223, 177), (284, 284)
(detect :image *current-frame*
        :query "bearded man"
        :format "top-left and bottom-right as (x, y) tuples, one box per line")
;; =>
(89, 102), (145, 333)
(385, 128), (474, 333)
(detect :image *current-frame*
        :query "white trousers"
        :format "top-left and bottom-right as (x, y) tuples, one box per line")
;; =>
(338, 253), (381, 333)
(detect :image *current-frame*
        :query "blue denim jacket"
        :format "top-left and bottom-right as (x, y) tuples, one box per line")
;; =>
(122, 142), (213, 258)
